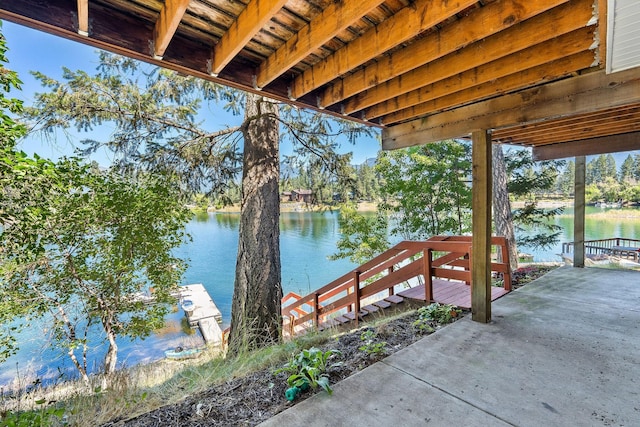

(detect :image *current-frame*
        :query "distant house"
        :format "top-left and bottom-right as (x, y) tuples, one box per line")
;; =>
(280, 191), (292, 203)
(290, 189), (313, 203)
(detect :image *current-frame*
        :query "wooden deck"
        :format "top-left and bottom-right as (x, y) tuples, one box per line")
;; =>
(179, 284), (223, 345)
(281, 237), (512, 337)
(397, 279), (510, 309)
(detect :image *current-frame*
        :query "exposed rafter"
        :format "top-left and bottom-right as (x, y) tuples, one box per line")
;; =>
(153, 0), (190, 59)
(211, 0), (289, 76)
(76, 0), (88, 36)
(533, 132), (640, 160)
(289, 0), (477, 100)
(382, 68), (640, 150)
(379, 51), (597, 125)
(366, 28), (596, 121)
(254, 0), (387, 89)
(343, 0), (594, 115)
(319, 0), (571, 109)
(5, 0), (640, 153)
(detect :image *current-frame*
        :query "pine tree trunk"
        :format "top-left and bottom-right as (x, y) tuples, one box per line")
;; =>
(229, 94), (282, 355)
(492, 144), (519, 272)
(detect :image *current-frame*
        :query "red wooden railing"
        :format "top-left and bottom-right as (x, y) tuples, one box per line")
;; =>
(281, 235), (511, 337)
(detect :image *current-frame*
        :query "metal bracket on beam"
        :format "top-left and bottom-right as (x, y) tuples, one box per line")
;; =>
(316, 96), (325, 110)
(207, 60), (218, 77)
(149, 40), (162, 60)
(252, 75), (262, 91)
(287, 87), (296, 101)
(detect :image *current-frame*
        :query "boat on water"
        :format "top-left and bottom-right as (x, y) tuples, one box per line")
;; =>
(164, 346), (204, 360)
(181, 298), (195, 312)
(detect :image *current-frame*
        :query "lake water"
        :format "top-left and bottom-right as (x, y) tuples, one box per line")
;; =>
(2, 206), (639, 386)
(0, 211), (357, 386)
(522, 206), (640, 261)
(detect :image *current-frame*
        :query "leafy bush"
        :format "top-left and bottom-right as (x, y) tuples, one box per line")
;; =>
(358, 330), (387, 357)
(1, 400), (65, 427)
(274, 347), (342, 399)
(413, 303), (461, 331)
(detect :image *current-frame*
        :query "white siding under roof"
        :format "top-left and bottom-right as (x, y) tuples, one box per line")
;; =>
(606, 0), (640, 74)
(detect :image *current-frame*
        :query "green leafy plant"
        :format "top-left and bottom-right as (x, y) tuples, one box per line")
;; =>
(358, 330), (387, 357)
(416, 303), (461, 325)
(413, 303), (462, 332)
(0, 399), (66, 427)
(274, 347), (342, 400)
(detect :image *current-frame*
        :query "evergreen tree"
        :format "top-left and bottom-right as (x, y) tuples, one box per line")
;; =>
(504, 149), (565, 250)
(22, 52), (374, 355)
(556, 160), (575, 196)
(620, 154), (635, 183)
(633, 154), (640, 181)
(604, 154), (617, 180)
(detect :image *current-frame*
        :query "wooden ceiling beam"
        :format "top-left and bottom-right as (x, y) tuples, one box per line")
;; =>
(504, 119), (640, 145)
(382, 68), (640, 150)
(77, 0), (88, 35)
(532, 132), (640, 160)
(153, 0), (190, 59)
(211, 0), (289, 76)
(494, 105), (640, 143)
(289, 0), (478, 100)
(254, 0), (387, 89)
(364, 28), (595, 120)
(379, 51), (595, 125)
(320, 0), (572, 109)
(343, 2), (595, 115)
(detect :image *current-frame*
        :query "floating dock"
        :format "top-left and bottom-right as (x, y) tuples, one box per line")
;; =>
(179, 284), (223, 345)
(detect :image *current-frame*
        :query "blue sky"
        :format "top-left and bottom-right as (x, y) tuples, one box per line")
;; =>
(2, 21), (381, 166)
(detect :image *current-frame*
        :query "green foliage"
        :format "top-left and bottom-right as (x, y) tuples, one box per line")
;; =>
(330, 204), (389, 264)
(0, 155), (190, 375)
(24, 52), (243, 198)
(358, 330), (387, 357)
(555, 160), (575, 196)
(377, 141), (472, 239)
(274, 347), (342, 396)
(504, 149), (564, 250)
(0, 400), (65, 427)
(586, 154), (617, 185)
(414, 303), (461, 329)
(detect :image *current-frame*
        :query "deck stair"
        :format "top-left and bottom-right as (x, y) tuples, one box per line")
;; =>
(281, 235), (512, 338)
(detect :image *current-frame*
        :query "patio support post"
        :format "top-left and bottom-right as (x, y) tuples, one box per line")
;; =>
(574, 156), (586, 268)
(471, 129), (492, 323)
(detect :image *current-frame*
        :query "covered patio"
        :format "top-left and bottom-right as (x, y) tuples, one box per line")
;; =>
(261, 265), (640, 426)
(2, 0), (639, 323)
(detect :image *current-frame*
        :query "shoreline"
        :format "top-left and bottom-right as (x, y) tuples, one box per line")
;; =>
(204, 201), (379, 214)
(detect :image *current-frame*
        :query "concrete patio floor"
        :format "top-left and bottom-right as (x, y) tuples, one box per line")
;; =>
(259, 266), (640, 426)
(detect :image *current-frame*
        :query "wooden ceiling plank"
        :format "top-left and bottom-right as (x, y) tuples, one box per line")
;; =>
(289, 0), (478, 99)
(342, 4), (595, 115)
(255, 0), (387, 89)
(497, 105), (640, 134)
(533, 131), (640, 160)
(496, 108), (640, 140)
(365, 28), (594, 120)
(382, 67), (640, 150)
(320, 0), (574, 108)
(379, 51), (595, 125)
(509, 120), (640, 145)
(153, 0), (191, 59)
(530, 127), (640, 146)
(77, 0), (89, 35)
(211, 0), (289, 76)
